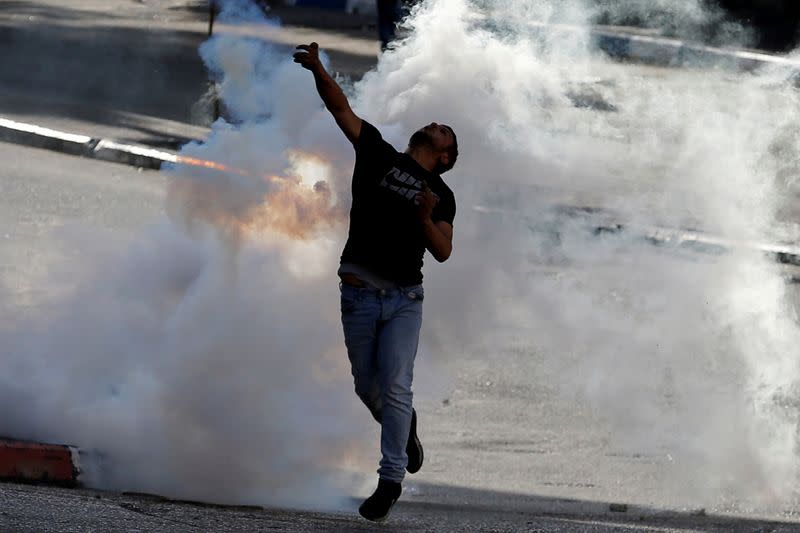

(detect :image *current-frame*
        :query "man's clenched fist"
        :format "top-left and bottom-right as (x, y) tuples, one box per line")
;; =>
(293, 42), (322, 71)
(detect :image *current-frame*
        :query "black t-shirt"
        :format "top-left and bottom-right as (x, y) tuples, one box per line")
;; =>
(340, 121), (456, 286)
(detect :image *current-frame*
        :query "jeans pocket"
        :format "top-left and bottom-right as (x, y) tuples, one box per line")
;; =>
(405, 286), (424, 302)
(340, 285), (359, 313)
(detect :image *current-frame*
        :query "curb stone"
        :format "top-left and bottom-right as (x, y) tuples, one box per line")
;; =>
(594, 29), (800, 72)
(473, 204), (800, 274)
(0, 438), (80, 487)
(478, 17), (800, 74)
(0, 117), (177, 171)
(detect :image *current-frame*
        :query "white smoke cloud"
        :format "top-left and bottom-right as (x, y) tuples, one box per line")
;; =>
(357, 0), (800, 508)
(0, 3), (371, 509)
(2, 0), (800, 513)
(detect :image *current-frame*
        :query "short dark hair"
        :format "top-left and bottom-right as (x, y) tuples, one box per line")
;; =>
(436, 125), (458, 174)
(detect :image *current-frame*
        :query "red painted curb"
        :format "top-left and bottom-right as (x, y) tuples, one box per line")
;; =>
(0, 439), (80, 486)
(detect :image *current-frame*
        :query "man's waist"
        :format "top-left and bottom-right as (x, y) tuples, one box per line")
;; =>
(339, 275), (423, 303)
(339, 272), (369, 288)
(338, 262), (422, 290)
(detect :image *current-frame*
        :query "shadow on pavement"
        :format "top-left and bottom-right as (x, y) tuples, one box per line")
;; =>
(385, 482), (798, 532)
(4, 476), (798, 532)
(0, 0), (126, 22)
(0, 21), (208, 125)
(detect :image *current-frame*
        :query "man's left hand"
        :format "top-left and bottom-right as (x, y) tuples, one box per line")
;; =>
(415, 184), (438, 222)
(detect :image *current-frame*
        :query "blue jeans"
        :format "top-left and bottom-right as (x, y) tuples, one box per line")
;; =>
(340, 282), (423, 483)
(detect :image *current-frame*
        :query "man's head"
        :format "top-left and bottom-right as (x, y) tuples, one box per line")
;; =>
(408, 122), (459, 174)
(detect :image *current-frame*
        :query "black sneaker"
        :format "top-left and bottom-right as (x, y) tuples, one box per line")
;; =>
(406, 408), (424, 474)
(358, 479), (402, 522)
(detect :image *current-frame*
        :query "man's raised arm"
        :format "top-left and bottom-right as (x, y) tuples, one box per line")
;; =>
(294, 42), (362, 144)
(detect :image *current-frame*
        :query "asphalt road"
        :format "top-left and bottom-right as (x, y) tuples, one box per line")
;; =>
(1, 478), (798, 532)
(0, 144), (164, 324)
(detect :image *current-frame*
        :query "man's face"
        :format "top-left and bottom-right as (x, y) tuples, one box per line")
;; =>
(411, 122), (455, 153)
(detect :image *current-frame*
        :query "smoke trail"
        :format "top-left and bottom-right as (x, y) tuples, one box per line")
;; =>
(2, 0), (800, 513)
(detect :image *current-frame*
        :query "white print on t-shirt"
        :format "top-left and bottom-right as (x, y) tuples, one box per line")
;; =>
(379, 167), (440, 203)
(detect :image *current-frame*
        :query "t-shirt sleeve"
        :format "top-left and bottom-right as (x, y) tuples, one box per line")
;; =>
(352, 121), (398, 187)
(432, 188), (456, 226)
(355, 121), (397, 162)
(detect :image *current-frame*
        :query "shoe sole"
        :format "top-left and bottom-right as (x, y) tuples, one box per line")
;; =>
(406, 409), (424, 474)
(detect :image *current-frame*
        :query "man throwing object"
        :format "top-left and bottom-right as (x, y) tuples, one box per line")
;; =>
(294, 42), (458, 522)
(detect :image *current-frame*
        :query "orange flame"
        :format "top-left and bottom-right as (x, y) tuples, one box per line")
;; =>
(174, 155), (244, 175)
(168, 154), (346, 242)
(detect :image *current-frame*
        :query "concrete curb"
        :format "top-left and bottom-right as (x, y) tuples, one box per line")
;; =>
(474, 204), (800, 275)
(502, 19), (800, 73)
(593, 29), (800, 72)
(0, 118), (178, 171)
(0, 438), (80, 486)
